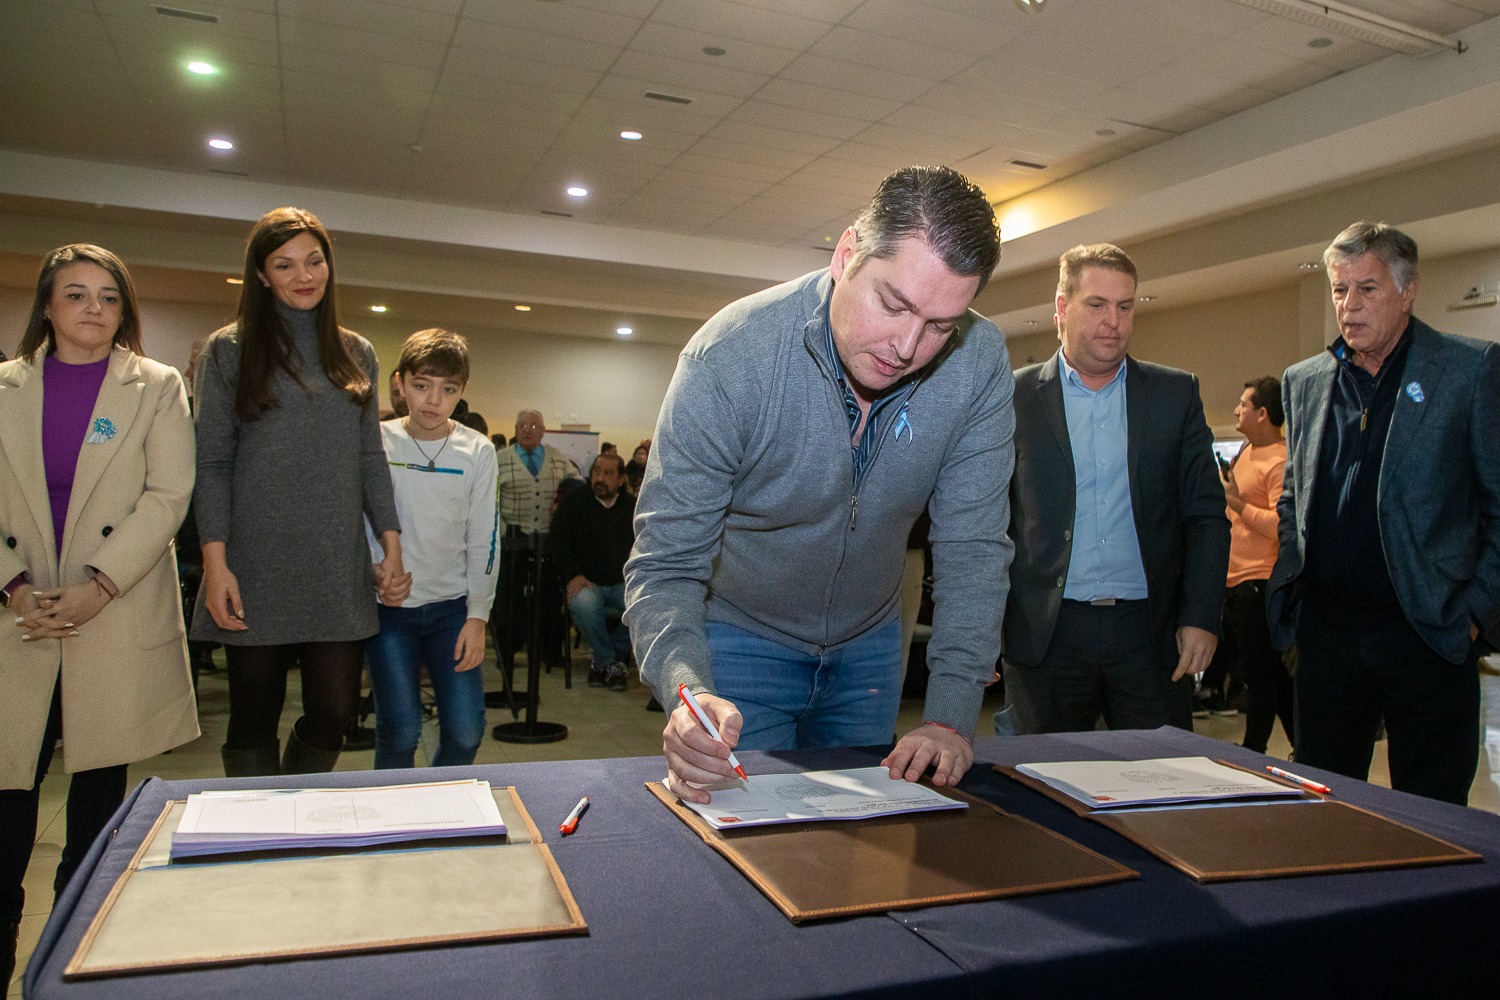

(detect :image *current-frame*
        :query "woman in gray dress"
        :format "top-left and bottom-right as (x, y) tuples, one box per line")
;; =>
(193, 207), (410, 776)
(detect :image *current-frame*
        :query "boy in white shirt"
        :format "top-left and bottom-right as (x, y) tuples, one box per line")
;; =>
(366, 329), (498, 768)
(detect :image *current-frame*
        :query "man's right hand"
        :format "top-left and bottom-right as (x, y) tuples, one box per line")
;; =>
(565, 575), (592, 603)
(663, 691), (743, 805)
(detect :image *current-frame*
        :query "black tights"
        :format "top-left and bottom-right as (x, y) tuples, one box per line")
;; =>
(225, 642), (364, 753)
(0, 684), (128, 921)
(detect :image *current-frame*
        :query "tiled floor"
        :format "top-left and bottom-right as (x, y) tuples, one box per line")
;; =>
(11, 653), (1500, 996)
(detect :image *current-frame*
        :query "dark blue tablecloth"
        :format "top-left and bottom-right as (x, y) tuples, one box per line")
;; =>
(25, 728), (1500, 999)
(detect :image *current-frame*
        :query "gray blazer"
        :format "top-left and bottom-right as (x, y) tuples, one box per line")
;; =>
(1267, 318), (1500, 663)
(1003, 352), (1229, 669)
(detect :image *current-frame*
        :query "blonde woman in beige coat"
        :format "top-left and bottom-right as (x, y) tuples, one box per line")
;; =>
(0, 245), (197, 983)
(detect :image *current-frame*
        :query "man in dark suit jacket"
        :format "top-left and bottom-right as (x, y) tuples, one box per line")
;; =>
(1267, 220), (1500, 805)
(1003, 243), (1229, 734)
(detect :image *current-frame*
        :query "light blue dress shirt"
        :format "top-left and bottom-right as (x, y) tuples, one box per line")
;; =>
(1059, 352), (1148, 601)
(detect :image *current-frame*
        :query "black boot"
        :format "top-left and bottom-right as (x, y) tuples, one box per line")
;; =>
(281, 723), (341, 775)
(221, 741), (280, 778)
(2, 914), (19, 990)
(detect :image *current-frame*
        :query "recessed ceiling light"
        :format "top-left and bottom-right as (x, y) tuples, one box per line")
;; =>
(514, 304), (532, 312)
(616, 326), (634, 337)
(207, 137), (233, 150)
(225, 277), (243, 285)
(1022, 319), (1040, 326)
(1299, 261), (1324, 270)
(620, 130), (643, 141)
(1308, 37), (1334, 49)
(187, 60), (217, 75)
(370, 305), (388, 313)
(566, 186), (588, 198)
(1137, 295), (1157, 302)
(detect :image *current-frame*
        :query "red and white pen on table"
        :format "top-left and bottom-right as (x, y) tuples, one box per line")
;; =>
(559, 796), (589, 836)
(677, 683), (748, 781)
(1266, 765), (1332, 795)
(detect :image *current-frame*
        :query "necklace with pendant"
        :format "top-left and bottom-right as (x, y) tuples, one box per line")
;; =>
(407, 418), (452, 471)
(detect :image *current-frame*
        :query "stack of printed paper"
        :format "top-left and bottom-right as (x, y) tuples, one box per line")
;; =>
(170, 779), (507, 859)
(1015, 757), (1304, 809)
(684, 766), (967, 829)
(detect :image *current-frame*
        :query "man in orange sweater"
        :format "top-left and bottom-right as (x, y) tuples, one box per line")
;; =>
(1219, 377), (1290, 753)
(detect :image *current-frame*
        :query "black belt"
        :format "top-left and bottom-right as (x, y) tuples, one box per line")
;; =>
(1062, 597), (1147, 607)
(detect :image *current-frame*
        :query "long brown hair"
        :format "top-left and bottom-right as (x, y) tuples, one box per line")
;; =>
(17, 244), (145, 362)
(233, 206), (371, 420)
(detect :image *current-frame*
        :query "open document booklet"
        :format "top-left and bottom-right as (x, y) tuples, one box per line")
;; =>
(170, 779), (507, 859)
(682, 766), (967, 829)
(1015, 756), (1304, 809)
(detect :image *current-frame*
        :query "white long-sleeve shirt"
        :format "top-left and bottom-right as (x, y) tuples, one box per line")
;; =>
(368, 419), (499, 620)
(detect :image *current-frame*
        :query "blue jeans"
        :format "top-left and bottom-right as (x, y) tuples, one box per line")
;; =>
(704, 618), (903, 751)
(569, 582), (631, 668)
(365, 598), (486, 769)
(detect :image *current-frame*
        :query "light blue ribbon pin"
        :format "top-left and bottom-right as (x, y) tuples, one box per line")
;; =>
(1405, 381), (1424, 404)
(893, 404), (912, 442)
(84, 417), (117, 444)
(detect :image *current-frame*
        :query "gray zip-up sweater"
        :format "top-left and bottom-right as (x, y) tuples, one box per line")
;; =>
(624, 269), (1015, 738)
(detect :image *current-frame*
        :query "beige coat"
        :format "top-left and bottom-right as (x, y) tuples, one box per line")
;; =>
(0, 348), (199, 789)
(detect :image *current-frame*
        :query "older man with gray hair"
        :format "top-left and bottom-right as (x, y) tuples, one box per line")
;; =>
(626, 165), (1014, 802)
(1268, 220), (1500, 805)
(492, 409), (578, 668)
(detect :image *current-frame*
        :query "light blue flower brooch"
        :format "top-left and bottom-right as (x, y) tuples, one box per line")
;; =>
(84, 417), (117, 444)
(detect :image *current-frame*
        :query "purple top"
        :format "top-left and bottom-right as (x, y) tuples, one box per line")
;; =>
(42, 353), (110, 557)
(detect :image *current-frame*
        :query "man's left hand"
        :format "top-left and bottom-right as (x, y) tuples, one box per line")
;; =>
(1174, 624), (1218, 680)
(881, 724), (973, 787)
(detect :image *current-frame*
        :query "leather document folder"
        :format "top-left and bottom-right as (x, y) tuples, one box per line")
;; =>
(999, 763), (1481, 882)
(65, 786), (586, 978)
(647, 780), (1136, 923)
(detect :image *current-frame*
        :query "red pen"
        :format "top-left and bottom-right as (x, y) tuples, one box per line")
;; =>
(677, 683), (749, 781)
(559, 796), (589, 835)
(1266, 765), (1332, 795)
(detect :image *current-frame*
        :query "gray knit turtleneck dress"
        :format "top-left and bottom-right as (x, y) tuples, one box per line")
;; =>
(190, 304), (399, 645)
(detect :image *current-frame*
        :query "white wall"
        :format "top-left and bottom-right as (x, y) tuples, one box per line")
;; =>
(1413, 245), (1500, 343)
(1, 287), (680, 447)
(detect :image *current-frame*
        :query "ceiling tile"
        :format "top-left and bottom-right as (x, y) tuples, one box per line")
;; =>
(441, 46), (602, 96)
(849, 123), (991, 162)
(752, 77), (902, 122)
(280, 45), (439, 91)
(808, 25), (979, 82)
(589, 75), (745, 123)
(731, 0), (865, 20)
(276, 17), (448, 69)
(705, 120), (842, 156)
(842, 0), (1029, 57)
(448, 18), (622, 72)
(779, 53), (937, 102)
(461, 0), (644, 47)
(726, 99), (869, 141)
(277, 0), (458, 45)
(685, 137), (817, 171)
(648, 0), (835, 50)
(667, 152), (796, 185)
(282, 67), (434, 112)
(610, 49), (771, 99)
(629, 20), (800, 76)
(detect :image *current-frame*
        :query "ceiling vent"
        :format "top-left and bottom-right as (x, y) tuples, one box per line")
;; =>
(154, 5), (218, 24)
(644, 91), (693, 106)
(540, 210), (573, 218)
(1008, 159), (1047, 170)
